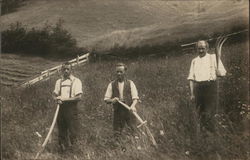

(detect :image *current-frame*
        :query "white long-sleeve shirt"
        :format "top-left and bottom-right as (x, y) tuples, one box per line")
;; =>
(187, 53), (226, 82)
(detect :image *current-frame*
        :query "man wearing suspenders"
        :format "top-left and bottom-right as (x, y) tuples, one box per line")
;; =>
(187, 40), (226, 132)
(104, 63), (139, 139)
(53, 62), (83, 152)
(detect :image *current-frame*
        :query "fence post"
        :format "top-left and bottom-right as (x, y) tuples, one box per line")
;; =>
(77, 55), (79, 66)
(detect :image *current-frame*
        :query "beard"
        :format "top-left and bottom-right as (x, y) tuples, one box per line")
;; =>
(117, 76), (124, 82)
(63, 73), (70, 79)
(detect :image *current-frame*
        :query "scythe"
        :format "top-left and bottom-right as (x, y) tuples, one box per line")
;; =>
(117, 100), (157, 147)
(34, 104), (60, 159)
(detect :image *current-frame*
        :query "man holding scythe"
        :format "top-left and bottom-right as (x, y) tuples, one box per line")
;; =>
(53, 62), (83, 152)
(187, 38), (227, 132)
(104, 63), (139, 138)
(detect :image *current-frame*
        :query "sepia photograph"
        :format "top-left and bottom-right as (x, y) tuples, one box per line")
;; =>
(0, 0), (249, 160)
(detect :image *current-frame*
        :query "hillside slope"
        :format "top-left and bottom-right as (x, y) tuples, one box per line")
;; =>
(1, 0), (248, 53)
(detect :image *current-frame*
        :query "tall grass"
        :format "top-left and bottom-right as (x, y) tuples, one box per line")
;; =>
(1, 40), (249, 160)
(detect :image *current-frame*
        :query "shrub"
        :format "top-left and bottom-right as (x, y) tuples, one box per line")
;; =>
(2, 20), (87, 59)
(1, 0), (27, 15)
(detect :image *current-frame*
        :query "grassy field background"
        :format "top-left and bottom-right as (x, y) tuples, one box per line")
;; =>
(1, 38), (249, 160)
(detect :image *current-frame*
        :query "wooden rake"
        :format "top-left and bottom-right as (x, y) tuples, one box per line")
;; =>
(34, 104), (60, 159)
(117, 100), (157, 147)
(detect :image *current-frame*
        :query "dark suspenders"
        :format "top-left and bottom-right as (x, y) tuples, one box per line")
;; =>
(59, 78), (75, 98)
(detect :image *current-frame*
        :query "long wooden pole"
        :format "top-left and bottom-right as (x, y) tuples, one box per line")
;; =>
(34, 104), (60, 159)
(117, 100), (157, 147)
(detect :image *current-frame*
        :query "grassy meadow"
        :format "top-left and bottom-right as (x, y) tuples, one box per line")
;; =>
(1, 39), (249, 160)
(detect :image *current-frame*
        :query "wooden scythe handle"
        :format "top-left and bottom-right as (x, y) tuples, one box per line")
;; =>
(117, 100), (131, 110)
(34, 104), (60, 159)
(117, 100), (157, 146)
(117, 100), (146, 124)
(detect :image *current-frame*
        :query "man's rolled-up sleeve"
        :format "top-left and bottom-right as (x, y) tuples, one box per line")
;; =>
(217, 59), (227, 76)
(187, 60), (195, 81)
(130, 81), (139, 100)
(104, 83), (112, 101)
(74, 79), (83, 96)
(53, 79), (60, 95)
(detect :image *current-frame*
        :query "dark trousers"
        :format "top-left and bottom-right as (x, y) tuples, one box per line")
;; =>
(194, 81), (217, 132)
(113, 103), (136, 137)
(57, 101), (79, 150)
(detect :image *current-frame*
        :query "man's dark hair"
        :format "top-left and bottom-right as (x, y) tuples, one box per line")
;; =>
(116, 63), (127, 71)
(62, 62), (72, 69)
(196, 40), (209, 49)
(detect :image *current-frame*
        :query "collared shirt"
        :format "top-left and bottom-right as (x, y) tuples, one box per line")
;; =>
(54, 75), (83, 98)
(187, 53), (226, 82)
(104, 80), (139, 101)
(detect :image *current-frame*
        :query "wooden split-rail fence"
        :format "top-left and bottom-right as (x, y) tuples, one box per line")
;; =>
(20, 53), (90, 87)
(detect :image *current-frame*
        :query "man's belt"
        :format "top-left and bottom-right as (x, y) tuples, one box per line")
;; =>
(195, 80), (216, 84)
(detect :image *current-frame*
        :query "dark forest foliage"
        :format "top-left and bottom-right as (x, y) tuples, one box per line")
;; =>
(2, 20), (86, 59)
(1, 0), (27, 15)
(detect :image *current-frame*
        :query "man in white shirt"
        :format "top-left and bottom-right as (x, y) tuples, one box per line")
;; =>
(104, 63), (139, 138)
(187, 40), (226, 132)
(53, 62), (83, 152)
